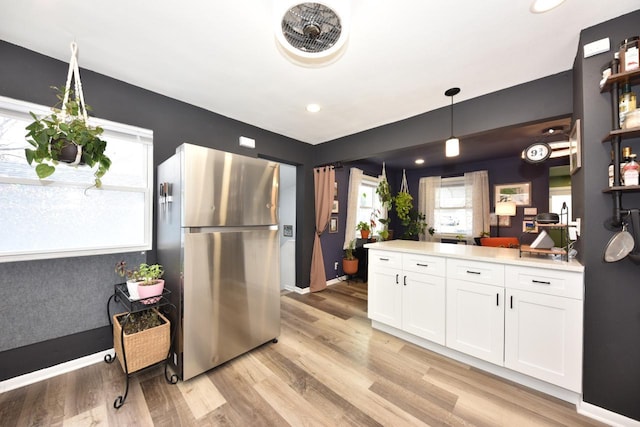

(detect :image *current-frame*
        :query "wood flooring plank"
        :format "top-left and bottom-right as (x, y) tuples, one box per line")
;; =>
(253, 345), (382, 427)
(100, 359), (155, 426)
(63, 363), (107, 419)
(0, 385), (27, 427)
(140, 372), (194, 426)
(252, 374), (336, 427)
(285, 292), (353, 320)
(207, 357), (289, 426)
(177, 373), (226, 420)
(62, 403), (109, 427)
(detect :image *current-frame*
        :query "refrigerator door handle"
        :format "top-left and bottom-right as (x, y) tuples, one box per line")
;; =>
(187, 225), (278, 233)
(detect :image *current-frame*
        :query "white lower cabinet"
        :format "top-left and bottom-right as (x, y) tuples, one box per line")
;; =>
(504, 266), (583, 393)
(445, 259), (505, 365)
(446, 278), (505, 365)
(368, 250), (446, 345)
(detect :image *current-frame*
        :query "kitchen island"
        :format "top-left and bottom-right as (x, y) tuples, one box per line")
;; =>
(364, 240), (584, 404)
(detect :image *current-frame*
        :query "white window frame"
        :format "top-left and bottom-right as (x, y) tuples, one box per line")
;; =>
(0, 95), (153, 263)
(433, 176), (472, 239)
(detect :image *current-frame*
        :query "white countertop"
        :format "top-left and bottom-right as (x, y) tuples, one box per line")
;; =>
(364, 240), (584, 273)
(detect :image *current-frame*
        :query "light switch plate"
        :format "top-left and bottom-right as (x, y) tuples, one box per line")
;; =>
(239, 136), (255, 148)
(583, 38), (610, 58)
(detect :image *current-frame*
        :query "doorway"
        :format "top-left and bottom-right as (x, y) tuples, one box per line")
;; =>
(279, 163), (296, 290)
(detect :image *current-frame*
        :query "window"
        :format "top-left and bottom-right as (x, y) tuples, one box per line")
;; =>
(356, 176), (383, 237)
(433, 176), (472, 237)
(0, 95), (153, 263)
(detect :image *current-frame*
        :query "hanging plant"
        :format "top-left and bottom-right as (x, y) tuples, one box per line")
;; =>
(24, 43), (111, 188)
(394, 191), (413, 223)
(376, 178), (393, 211)
(394, 169), (413, 223)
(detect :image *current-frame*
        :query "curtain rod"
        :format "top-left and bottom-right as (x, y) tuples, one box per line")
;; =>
(314, 161), (343, 169)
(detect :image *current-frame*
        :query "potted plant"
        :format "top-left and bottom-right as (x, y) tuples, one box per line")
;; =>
(394, 191), (413, 224)
(24, 86), (112, 188)
(113, 308), (170, 373)
(376, 178), (393, 211)
(342, 239), (358, 275)
(400, 209), (434, 240)
(356, 221), (371, 239)
(115, 261), (142, 300)
(475, 231), (491, 246)
(137, 263), (165, 301)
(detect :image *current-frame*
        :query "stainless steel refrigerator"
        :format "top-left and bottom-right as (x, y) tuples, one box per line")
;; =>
(157, 143), (280, 380)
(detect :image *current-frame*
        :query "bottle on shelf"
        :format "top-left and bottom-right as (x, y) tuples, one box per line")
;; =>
(619, 83), (637, 128)
(620, 146), (632, 185)
(623, 154), (639, 186)
(609, 149), (615, 187)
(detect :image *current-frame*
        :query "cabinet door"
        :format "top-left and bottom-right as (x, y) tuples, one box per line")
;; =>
(504, 289), (582, 392)
(446, 278), (504, 365)
(368, 265), (402, 329)
(403, 271), (445, 345)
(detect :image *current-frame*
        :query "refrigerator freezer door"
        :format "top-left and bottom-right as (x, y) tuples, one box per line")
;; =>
(180, 144), (279, 227)
(182, 226), (280, 380)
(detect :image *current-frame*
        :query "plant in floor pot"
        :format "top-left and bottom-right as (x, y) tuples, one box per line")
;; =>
(113, 308), (170, 373)
(115, 261), (142, 300)
(137, 263), (165, 301)
(342, 239), (358, 275)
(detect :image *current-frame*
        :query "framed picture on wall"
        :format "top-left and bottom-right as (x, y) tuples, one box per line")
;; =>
(332, 200), (339, 213)
(569, 119), (582, 175)
(494, 182), (531, 206)
(329, 217), (338, 233)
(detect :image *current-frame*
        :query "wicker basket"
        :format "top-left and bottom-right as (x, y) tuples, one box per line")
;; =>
(113, 309), (170, 373)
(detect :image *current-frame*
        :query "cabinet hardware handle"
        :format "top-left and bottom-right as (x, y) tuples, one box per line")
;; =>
(510, 295), (513, 309)
(404, 276), (407, 286)
(466, 270), (481, 275)
(496, 293), (499, 306)
(380, 258), (390, 261)
(532, 280), (551, 285)
(416, 263), (429, 267)
(395, 274), (399, 284)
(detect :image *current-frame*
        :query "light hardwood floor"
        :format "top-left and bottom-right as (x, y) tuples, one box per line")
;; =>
(1, 280), (604, 426)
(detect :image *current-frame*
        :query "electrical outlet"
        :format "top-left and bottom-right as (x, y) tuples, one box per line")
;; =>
(575, 218), (581, 236)
(334, 261), (338, 271)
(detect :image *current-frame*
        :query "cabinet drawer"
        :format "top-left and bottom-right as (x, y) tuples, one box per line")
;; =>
(505, 266), (583, 300)
(403, 253), (446, 277)
(368, 250), (402, 270)
(446, 258), (504, 286)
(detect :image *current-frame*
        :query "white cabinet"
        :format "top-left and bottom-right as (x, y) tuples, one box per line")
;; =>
(368, 250), (446, 344)
(368, 250), (402, 328)
(445, 259), (505, 365)
(504, 266), (583, 392)
(366, 242), (584, 398)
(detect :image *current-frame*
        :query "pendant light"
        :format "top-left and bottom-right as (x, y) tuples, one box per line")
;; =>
(445, 87), (460, 157)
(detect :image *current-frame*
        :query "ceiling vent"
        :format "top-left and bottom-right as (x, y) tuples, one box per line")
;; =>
(274, 1), (350, 66)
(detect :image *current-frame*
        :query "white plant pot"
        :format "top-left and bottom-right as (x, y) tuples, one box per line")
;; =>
(126, 280), (140, 300)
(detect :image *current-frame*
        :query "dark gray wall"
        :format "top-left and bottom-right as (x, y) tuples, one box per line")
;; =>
(574, 10), (640, 421)
(0, 40), (315, 379)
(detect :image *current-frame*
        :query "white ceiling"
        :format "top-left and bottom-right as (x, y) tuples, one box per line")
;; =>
(0, 1), (638, 145)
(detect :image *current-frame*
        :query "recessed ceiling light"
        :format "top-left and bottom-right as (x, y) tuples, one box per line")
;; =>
(530, 0), (566, 13)
(415, 159), (425, 165)
(306, 103), (321, 113)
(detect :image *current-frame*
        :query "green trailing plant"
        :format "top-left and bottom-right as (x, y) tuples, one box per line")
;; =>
(394, 191), (413, 223)
(400, 209), (434, 239)
(376, 178), (393, 211)
(24, 86), (111, 188)
(138, 263), (164, 285)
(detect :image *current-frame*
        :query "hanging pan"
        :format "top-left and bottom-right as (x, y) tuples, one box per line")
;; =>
(603, 218), (635, 262)
(627, 209), (640, 264)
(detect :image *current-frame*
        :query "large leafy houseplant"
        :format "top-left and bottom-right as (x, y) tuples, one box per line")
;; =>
(24, 86), (111, 188)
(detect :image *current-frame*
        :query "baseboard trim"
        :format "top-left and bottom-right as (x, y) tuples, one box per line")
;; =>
(285, 285), (310, 294)
(0, 349), (113, 393)
(578, 400), (640, 427)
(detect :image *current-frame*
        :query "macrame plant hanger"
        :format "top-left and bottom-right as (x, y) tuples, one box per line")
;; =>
(59, 42), (88, 166)
(400, 168), (409, 194)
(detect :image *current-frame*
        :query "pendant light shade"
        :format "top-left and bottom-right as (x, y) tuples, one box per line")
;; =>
(446, 137), (459, 157)
(445, 87), (461, 158)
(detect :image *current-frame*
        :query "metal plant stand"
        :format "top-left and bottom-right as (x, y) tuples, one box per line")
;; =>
(105, 283), (178, 409)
